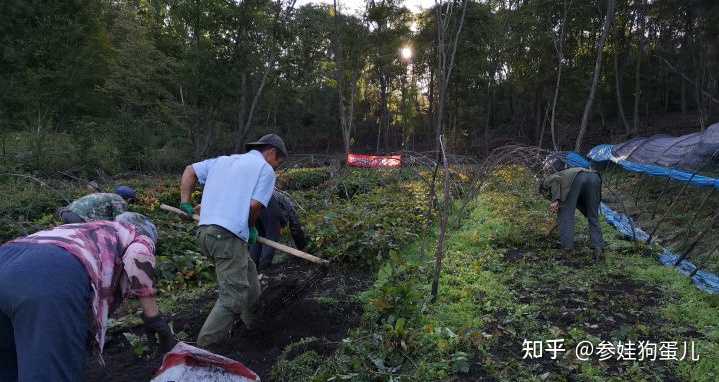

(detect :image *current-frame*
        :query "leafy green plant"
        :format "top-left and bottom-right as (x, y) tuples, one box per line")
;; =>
(279, 167), (331, 190)
(331, 169), (387, 199)
(450, 351), (471, 374)
(123, 332), (150, 358)
(271, 351), (322, 382)
(302, 181), (429, 267)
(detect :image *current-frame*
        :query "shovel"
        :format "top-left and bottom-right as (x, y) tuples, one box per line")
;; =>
(159, 203), (328, 265)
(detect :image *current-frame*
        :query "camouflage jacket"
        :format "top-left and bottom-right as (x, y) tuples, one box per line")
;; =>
(11, 221), (156, 355)
(66, 193), (128, 222)
(541, 168), (597, 203)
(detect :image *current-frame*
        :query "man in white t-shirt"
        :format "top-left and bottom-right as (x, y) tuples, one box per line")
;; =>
(179, 134), (287, 347)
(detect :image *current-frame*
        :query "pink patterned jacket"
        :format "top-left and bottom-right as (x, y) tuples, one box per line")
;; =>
(11, 221), (156, 354)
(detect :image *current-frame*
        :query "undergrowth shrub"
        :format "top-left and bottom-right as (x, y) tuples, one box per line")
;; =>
(278, 167), (331, 190)
(301, 180), (429, 267)
(0, 176), (82, 242)
(330, 169), (389, 199)
(0, 166), (433, 289)
(271, 351), (322, 381)
(127, 178), (210, 292)
(274, 165), (551, 381)
(364, 251), (426, 320)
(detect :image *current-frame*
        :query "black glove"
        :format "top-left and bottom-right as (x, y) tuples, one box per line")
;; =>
(142, 314), (177, 354)
(292, 229), (308, 251)
(294, 235), (308, 251)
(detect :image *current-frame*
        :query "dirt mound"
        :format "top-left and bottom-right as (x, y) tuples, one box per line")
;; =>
(86, 259), (370, 381)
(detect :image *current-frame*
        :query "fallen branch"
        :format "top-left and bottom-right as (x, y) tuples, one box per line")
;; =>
(0, 172), (71, 203)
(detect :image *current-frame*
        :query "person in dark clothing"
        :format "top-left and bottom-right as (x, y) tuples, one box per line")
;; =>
(541, 163), (605, 260)
(250, 190), (307, 271)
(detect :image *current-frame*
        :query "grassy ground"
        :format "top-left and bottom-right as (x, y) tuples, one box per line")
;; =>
(273, 166), (719, 381)
(3, 166), (718, 381)
(601, 166), (719, 275)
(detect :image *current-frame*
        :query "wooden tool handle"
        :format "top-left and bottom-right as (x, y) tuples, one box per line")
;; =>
(159, 203), (328, 264)
(160, 203), (200, 221)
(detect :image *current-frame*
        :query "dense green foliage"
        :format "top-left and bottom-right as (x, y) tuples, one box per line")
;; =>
(4, 164), (719, 381)
(289, 168), (431, 266)
(272, 166), (719, 381)
(278, 167), (331, 191)
(2, 0), (718, 175)
(0, 167), (432, 289)
(0, 176), (78, 242)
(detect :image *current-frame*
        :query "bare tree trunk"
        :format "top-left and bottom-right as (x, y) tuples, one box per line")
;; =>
(550, 64), (563, 151)
(333, 0), (353, 155)
(664, 70), (670, 112)
(681, 78), (687, 114)
(696, 46), (708, 130)
(484, 83), (492, 156)
(238, 61), (272, 148)
(537, 101), (550, 149)
(430, 0), (468, 301)
(428, 67), (435, 147)
(533, 90), (542, 145)
(434, 2), (445, 150)
(614, 27), (631, 134)
(345, 75), (358, 154)
(681, 9), (690, 115)
(575, 0), (615, 152)
(234, 0), (298, 151)
(377, 71), (388, 153)
(236, 73), (248, 148)
(696, 69), (705, 131)
(1, 132), (6, 165)
(632, 0), (646, 135)
(550, 0), (572, 151)
(430, 134), (450, 302)
(31, 111), (46, 170)
(434, 0), (468, 147)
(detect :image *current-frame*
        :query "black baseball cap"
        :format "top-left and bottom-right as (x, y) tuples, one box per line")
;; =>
(245, 134), (288, 158)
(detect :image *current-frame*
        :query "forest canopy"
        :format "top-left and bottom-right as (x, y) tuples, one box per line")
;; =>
(1, 0), (717, 174)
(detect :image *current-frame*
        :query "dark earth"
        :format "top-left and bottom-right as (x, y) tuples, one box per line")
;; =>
(509, 249), (682, 380)
(86, 258), (372, 381)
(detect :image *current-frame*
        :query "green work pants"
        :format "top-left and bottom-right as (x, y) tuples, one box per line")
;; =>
(196, 225), (260, 347)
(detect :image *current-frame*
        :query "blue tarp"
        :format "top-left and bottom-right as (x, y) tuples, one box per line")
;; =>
(601, 202), (719, 294)
(601, 122), (719, 170)
(566, 151), (591, 168)
(587, 143), (719, 189)
(567, 152), (719, 294)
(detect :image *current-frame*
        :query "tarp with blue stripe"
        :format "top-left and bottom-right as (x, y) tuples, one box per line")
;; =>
(586, 122), (719, 188)
(587, 144), (719, 189)
(565, 150), (719, 294)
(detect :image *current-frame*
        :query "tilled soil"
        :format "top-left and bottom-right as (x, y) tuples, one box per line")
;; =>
(507, 249), (682, 380)
(86, 258), (372, 381)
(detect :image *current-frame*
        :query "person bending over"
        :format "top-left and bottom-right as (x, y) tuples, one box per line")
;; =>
(541, 160), (605, 260)
(0, 212), (175, 382)
(58, 185), (137, 223)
